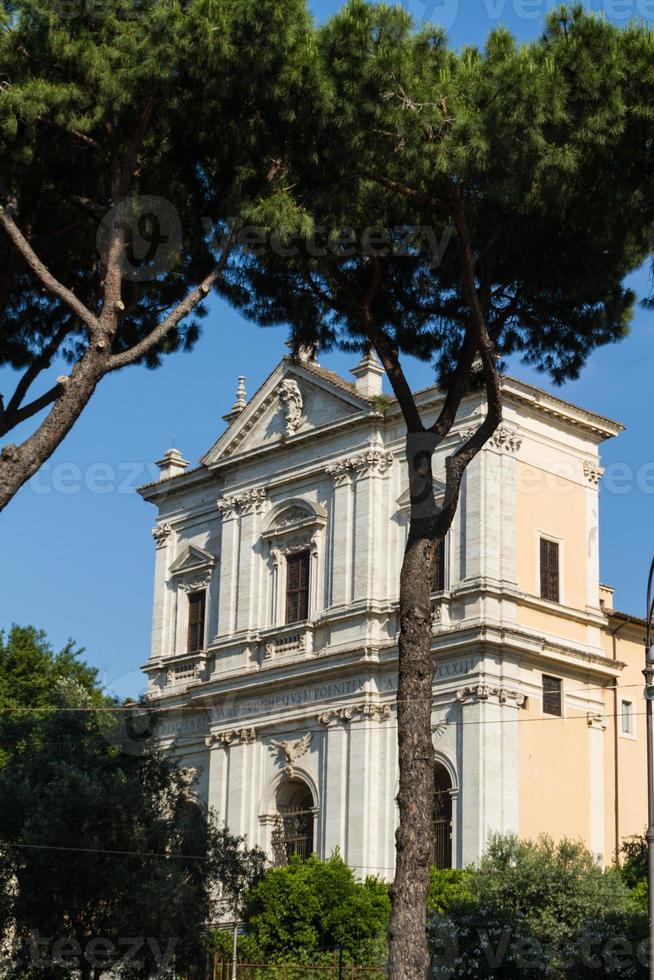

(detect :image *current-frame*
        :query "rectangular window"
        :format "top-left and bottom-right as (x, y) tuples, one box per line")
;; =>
(540, 538), (560, 603)
(286, 551), (310, 624)
(433, 538), (446, 593)
(542, 674), (562, 717)
(621, 700), (634, 735)
(187, 590), (206, 653)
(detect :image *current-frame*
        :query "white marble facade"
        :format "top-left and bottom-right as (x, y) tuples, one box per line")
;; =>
(139, 349), (620, 876)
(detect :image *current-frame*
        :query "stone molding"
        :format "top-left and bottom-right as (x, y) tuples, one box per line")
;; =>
(264, 627), (312, 661)
(205, 727), (256, 748)
(489, 425), (522, 454)
(457, 424), (522, 454)
(268, 732), (312, 775)
(217, 487), (267, 518)
(583, 460), (605, 486)
(278, 379), (303, 437)
(166, 658), (205, 686)
(586, 711), (607, 731)
(456, 685), (526, 707)
(317, 702), (391, 726)
(152, 523), (173, 547)
(325, 449), (393, 484)
(178, 575), (211, 593)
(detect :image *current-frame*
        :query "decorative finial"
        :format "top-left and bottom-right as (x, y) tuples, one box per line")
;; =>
(155, 447), (189, 481)
(223, 376), (248, 424)
(235, 376), (247, 410)
(350, 347), (384, 398)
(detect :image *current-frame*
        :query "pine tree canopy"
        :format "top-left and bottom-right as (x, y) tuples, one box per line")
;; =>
(0, 0), (319, 370)
(226, 2), (654, 390)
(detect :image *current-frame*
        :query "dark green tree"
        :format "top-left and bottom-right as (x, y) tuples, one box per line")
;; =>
(0, 630), (267, 979)
(221, 5), (654, 975)
(428, 834), (646, 979)
(233, 853), (390, 965)
(0, 624), (101, 766)
(0, 0), (318, 511)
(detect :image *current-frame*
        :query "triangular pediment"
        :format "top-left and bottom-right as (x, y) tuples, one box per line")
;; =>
(202, 359), (372, 465)
(169, 545), (216, 575)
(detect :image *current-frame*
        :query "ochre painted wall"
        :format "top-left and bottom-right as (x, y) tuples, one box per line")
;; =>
(518, 680), (590, 845)
(601, 625), (648, 865)
(515, 460), (588, 613)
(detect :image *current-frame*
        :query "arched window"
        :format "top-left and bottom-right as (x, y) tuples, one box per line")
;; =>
(432, 762), (453, 869)
(272, 779), (315, 866)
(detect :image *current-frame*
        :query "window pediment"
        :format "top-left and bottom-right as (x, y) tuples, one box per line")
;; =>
(169, 545), (216, 577)
(262, 499), (326, 542)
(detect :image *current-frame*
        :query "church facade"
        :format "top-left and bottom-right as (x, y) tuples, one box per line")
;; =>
(138, 350), (647, 876)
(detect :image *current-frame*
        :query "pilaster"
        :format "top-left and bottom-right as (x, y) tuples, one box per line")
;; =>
(151, 522), (176, 659)
(587, 711), (607, 857)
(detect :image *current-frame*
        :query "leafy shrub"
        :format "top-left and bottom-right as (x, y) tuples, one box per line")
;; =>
(428, 835), (646, 979)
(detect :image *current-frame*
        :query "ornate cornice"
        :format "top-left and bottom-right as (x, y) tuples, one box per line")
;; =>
(456, 685), (526, 707)
(217, 487), (267, 518)
(326, 449), (393, 484)
(317, 702), (391, 726)
(152, 523), (173, 548)
(457, 424), (522, 455)
(489, 425), (522, 454)
(205, 727), (256, 748)
(583, 460), (604, 486)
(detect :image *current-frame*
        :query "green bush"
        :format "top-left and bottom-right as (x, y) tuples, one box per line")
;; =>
(427, 868), (475, 913)
(428, 834), (647, 979)
(238, 854), (390, 965)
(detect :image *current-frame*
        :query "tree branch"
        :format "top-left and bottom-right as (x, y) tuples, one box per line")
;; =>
(106, 235), (237, 372)
(116, 96), (157, 197)
(366, 323), (424, 432)
(438, 185), (502, 520)
(329, 261), (424, 432)
(35, 116), (102, 152)
(67, 195), (107, 219)
(0, 205), (100, 334)
(366, 174), (446, 212)
(4, 323), (70, 419)
(428, 325), (478, 439)
(0, 383), (62, 437)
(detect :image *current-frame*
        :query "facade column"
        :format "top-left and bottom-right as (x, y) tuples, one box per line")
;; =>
(326, 471), (353, 608)
(150, 522), (175, 659)
(344, 717), (372, 874)
(235, 504), (256, 634)
(205, 734), (230, 826)
(587, 712), (607, 858)
(216, 499), (240, 639)
(457, 683), (521, 866)
(319, 721), (349, 859)
(351, 447), (394, 605)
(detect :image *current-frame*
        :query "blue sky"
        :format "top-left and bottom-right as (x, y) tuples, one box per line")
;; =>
(1, 0), (653, 698)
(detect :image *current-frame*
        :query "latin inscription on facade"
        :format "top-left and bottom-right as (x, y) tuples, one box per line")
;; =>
(210, 676), (368, 722)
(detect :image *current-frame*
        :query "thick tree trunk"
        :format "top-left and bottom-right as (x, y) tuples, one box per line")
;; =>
(388, 437), (443, 980)
(0, 353), (105, 513)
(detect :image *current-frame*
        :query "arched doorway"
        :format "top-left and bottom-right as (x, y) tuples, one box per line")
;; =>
(272, 778), (315, 866)
(432, 762), (453, 869)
